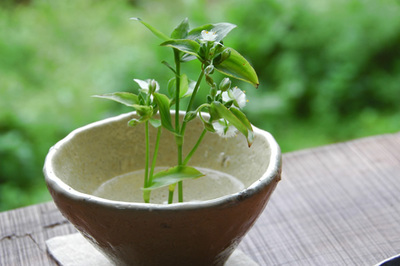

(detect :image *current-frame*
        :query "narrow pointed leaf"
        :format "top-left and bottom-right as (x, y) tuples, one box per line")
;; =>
(161, 39), (200, 58)
(181, 53), (197, 62)
(171, 18), (189, 39)
(229, 107), (254, 144)
(188, 23), (237, 42)
(214, 48), (259, 88)
(211, 101), (254, 146)
(143, 166), (204, 191)
(153, 93), (175, 132)
(131, 17), (170, 41)
(93, 92), (139, 107)
(162, 61), (176, 74)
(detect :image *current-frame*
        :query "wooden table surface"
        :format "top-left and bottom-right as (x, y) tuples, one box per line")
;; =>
(1, 132), (400, 265)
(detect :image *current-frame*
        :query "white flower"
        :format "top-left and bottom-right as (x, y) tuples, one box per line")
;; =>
(200, 30), (217, 42)
(222, 87), (247, 109)
(212, 119), (238, 138)
(133, 79), (160, 94)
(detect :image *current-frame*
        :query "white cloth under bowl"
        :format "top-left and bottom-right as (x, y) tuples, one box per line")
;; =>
(46, 233), (259, 266)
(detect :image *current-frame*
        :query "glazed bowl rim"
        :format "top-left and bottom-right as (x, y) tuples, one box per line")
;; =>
(43, 111), (281, 212)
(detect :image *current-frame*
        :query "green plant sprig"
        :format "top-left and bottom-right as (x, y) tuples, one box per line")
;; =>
(94, 18), (259, 204)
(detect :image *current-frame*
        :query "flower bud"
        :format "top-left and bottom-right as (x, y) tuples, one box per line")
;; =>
(136, 105), (153, 118)
(219, 78), (231, 92)
(204, 65), (214, 75)
(203, 121), (216, 132)
(208, 46), (216, 58)
(210, 86), (217, 97)
(206, 95), (213, 104)
(149, 79), (158, 94)
(128, 118), (140, 127)
(205, 74), (215, 87)
(221, 48), (231, 62)
(184, 111), (197, 122)
(199, 45), (206, 60)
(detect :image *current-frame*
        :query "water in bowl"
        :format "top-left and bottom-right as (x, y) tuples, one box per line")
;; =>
(93, 167), (245, 204)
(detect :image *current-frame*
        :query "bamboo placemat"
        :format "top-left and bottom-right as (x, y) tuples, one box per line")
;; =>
(239, 132), (400, 265)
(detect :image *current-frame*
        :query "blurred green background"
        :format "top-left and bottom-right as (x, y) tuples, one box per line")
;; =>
(1, 0), (400, 211)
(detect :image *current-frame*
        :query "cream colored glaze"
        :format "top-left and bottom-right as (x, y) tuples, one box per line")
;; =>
(93, 167), (245, 204)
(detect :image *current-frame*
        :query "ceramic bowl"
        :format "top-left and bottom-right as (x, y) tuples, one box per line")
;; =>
(44, 112), (281, 266)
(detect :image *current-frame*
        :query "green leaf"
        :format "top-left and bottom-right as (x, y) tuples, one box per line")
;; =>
(162, 61), (176, 74)
(229, 107), (254, 144)
(179, 74), (189, 97)
(229, 107), (252, 131)
(167, 75), (193, 100)
(93, 92), (139, 107)
(143, 166), (204, 191)
(171, 18), (189, 39)
(181, 53), (197, 62)
(153, 93), (175, 132)
(160, 39), (200, 58)
(149, 118), (161, 128)
(214, 48), (259, 88)
(167, 77), (176, 98)
(211, 101), (254, 147)
(188, 23), (237, 42)
(128, 116), (149, 127)
(131, 17), (170, 41)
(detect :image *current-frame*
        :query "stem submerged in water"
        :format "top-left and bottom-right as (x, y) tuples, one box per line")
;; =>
(143, 121), (150, 203)
(173, 49), (183, 203)
(169, 53), (206, 203)
(149, 127), (162, 185)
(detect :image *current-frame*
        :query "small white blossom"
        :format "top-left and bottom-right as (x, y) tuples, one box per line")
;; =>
(200, 30), (217, 42)
(133, 79), (160, 94)
(222, 87), (247, 109)
(212, 119), (238, 138)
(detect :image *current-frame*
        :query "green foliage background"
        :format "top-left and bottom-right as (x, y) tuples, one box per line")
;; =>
(1, 0), (399, 211)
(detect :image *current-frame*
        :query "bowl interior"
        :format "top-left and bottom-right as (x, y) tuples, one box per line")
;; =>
(47, 112), (275, 203)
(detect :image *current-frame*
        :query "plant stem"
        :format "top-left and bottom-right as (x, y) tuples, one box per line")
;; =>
(168, 190), (174, 204)
(183, 129), (207, 166)
(149, 127), (162, 185)
(177, 70), (205, 203)
(173, 49), (183, 203)
(174, 49), (181, 133)
(186, 70), (205, 115)
(180, 70), (205, 137)
(143, 121), (150, 203)
(178, 182), (183, 202)
(145, 121), (150, 186)
(168, 184), (176, 204)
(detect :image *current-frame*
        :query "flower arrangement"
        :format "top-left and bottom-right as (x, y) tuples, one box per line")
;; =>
(95, 18), (259, 204)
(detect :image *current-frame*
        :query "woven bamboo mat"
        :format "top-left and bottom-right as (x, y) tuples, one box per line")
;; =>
(239, 133), (400, 265)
